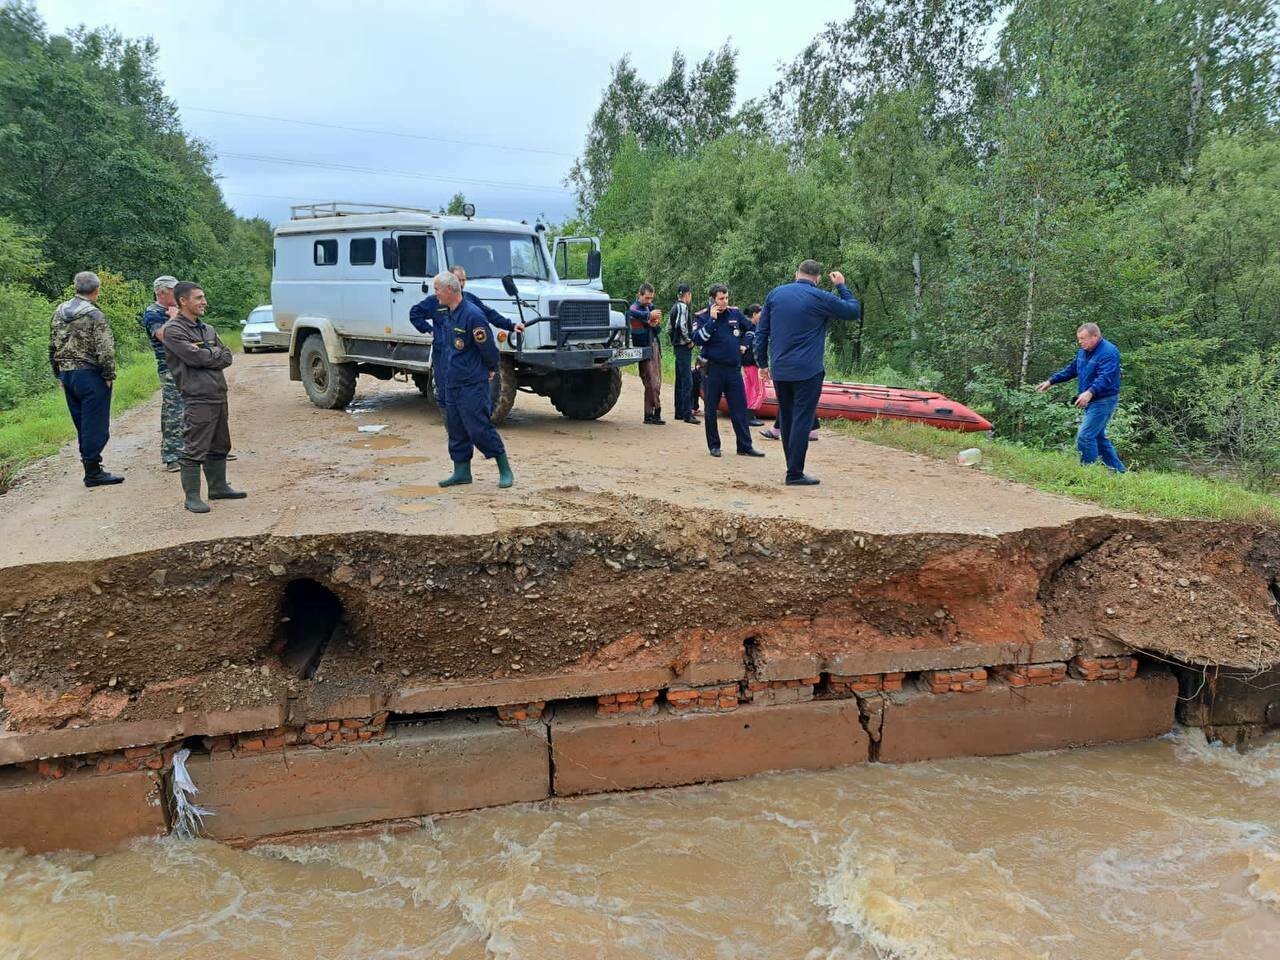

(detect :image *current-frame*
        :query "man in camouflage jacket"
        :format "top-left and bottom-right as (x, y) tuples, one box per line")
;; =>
(48, 271), (124, 487)
(140, 275), (184, 471)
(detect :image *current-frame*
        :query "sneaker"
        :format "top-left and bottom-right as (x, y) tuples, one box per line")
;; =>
(809, 430), (820, 441)
(748, 418), (765, 427)
(163, 461), (181, 473)
(785, 474), (820, 486)
(759, 427), (781, 440)
(708, 448), (722, 458)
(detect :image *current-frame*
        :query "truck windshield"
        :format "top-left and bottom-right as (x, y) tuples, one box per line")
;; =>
(444, 231), (549, 281)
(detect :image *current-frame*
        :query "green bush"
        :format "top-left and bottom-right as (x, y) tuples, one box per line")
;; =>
(0, 282), (55, 407)
(1188, 350), (1280, 488)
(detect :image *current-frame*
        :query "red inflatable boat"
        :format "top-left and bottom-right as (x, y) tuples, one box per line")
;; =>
(726, 378), (992, 433)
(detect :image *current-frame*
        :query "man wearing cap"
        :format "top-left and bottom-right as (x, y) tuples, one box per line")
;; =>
(140, 276), (183, 471)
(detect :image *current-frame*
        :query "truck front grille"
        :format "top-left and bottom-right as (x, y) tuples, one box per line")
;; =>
(555, 300), (610, 331)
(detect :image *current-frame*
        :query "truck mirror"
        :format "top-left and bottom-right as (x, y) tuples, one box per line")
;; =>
(587, 249), (602, 280)
(382, 237), (399, 271)
(501, 275), (519, 298)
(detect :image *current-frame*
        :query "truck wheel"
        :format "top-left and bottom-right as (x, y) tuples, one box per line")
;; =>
(489, 357), (517, 423)
(299, 335), (357, 409)
(550, 368), (623, 420)
(412, 371), (435, 399)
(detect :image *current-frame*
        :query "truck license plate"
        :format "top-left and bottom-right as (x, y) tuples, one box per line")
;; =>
(612, 347), (646, 362)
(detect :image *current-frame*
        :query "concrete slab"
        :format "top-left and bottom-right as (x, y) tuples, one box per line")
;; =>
(186, 716), (550, 842)
(390, 667), (677, 714)
(0, 768), (165, 854)
(825, 638), (1077, 677)
(550, 699), (870, 796)
(875, 670), (1177, 763)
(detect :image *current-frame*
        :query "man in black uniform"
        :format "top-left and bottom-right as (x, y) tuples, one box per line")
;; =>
(691, 284), (765, 459)
(668, 283), (698, 424)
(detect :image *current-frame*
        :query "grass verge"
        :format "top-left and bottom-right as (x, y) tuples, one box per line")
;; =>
(832, 417), (1280, 525)
(0, 328), (242, 493)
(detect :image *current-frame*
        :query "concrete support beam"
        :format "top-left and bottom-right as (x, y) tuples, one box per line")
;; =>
(0, 768), (166, 854)
(185, 717), (549, 842)
(875, 670), (1177, 763)
(551, 699), (870, 796)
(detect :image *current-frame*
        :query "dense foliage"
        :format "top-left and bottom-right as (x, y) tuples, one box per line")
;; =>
(568, 0), (1280, 482)
(0, 2), (270, 411)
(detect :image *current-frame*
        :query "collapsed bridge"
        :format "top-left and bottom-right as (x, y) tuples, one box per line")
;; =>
(2, 499), (1277, 853)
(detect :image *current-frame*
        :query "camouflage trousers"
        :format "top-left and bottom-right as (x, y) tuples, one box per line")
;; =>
(159, 371), (186, 465)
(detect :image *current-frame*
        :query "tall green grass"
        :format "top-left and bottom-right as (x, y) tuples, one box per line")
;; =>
(0, 329), (241, 492)
(835, 418), (1280, 524)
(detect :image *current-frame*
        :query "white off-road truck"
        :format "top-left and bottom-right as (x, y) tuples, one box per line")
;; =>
(270, 202), (644, 421)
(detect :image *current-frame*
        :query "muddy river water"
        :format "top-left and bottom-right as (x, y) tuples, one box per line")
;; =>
(1, 729), (1277, 960)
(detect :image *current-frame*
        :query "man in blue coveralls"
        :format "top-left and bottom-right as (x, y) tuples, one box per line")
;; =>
(1036, 322), (1126, 472)
(409, 264), (521, 409)
(755, 260), (860, 486)
(431, 271), (515, 489)
(692, 284), (766, 460)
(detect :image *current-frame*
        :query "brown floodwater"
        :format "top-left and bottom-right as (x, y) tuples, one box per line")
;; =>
(2, 728), (1278, 960)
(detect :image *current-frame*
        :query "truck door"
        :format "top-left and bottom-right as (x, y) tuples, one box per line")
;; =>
(390, 231), (440, 340)
(553, 236), (603, 292)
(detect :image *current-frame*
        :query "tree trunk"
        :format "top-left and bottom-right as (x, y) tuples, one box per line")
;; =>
(1183, 50), (1206, 182)
(911, 249), (923, 341)
(1019, 193), (1042, 388)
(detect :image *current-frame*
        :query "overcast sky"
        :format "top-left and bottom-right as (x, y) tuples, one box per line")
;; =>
(36, 0), (854, 227)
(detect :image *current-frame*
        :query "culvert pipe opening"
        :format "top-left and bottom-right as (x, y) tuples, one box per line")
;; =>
(278, 579), (344, 679)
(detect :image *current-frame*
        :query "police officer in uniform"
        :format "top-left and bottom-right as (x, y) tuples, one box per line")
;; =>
(409, 265), (522, 409)
(140, 275), (184, 471)
(692, 284), (765, 459)
(161, 282), (247, 512)
(49, 271), (124, 487)
(433, 271), (515, 488)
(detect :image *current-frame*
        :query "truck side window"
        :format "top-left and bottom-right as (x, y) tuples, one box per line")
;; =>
(314, 239), (338, 266)
(349, 237), (376, 265)
(396, 234), (439, 278)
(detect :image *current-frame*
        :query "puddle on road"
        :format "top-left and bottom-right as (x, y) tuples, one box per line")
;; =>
(350, 435), (408, 450)
(374, 456), (429, 466)
(389, 484), (442, 498)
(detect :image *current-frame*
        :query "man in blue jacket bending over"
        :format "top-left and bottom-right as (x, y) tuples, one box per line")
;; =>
(1036, 323), (1125, 473)
(754, 260), (860, 486)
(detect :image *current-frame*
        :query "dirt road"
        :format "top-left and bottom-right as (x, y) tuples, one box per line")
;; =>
(0, 352), (1101, 567)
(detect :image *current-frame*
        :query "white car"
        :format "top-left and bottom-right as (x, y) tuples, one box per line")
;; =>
(241, 305), (289, 352)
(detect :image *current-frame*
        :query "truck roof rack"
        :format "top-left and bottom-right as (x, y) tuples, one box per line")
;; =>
(289, 201), (441, 220)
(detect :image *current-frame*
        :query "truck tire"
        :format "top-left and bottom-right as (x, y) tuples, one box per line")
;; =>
(412, 371), (435, 399)
(550, 368), (623, 420)
(489, 357), (517, 423)
(299, 335), (357, 409)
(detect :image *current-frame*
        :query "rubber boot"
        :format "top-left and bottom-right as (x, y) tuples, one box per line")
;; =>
(83, 460), (124, 487)
(440, 461), (473, 487)
(204, 459), (247, 499)
(496, 454), (514, 489)
(651, 406), (667, 425)
(180, 463), (210, 513)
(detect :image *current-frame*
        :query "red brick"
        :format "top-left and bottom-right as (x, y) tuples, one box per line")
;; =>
(341, 718), (364, 730)
(239, 738), (265, 751)
(95, 757), (137, 776)
(123, 745), (156, 760)
(263, 735), (287, 749)
(304, 723), (328, 735)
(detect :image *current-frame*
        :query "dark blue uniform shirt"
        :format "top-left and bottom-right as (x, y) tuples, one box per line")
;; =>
(693, 306), (751, 366)
(140, 302), (170, 372)
(410, 291), (513, 390)
(1049, 338), (1121, 401)
(754, 279), (860, 380)
(627, 301), (660, 348)
(444, 297), (501, 387)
